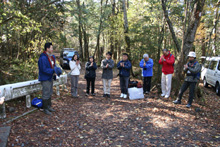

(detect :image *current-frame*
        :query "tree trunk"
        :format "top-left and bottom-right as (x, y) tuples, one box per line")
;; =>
(94, 0), (108, 64)
(175, 0), (205, 95)
(122, 0), (130, 54)
(110, 0), (116, 59)
(82, 25), (89, 60)
(157, 20), (165, 83)
(76, 0), (83, 60)
(161, 0), (181, 52)
(212, 4), (219, 55)
(162, 0), (205, 95)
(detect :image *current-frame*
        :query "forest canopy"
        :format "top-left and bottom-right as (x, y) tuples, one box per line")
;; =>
(0, 0), (219, 85)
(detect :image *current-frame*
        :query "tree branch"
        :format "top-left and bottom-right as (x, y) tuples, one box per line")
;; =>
(161, 0), (181, 52)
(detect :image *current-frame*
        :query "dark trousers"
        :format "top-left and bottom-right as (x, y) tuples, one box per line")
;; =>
(41, 80), (53, 109)
(86, 78), (95, 94)
(178, 81), (197, 105)
(143, 77), (152, 93)
(120, 76), (129, 94)
(41, 80), (53, 100)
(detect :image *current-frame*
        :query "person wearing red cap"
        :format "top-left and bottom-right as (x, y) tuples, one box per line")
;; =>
(159, 49), (175, 98)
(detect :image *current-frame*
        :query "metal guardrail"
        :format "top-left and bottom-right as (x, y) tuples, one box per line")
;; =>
(0, 74), (67, 119)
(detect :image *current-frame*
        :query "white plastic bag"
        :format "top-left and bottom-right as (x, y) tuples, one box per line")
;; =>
(128, 87), (144, 100)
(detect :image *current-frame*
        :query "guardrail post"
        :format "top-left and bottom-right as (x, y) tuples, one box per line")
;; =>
(56, 85), (60, 96)
(0, 103), (6, 119)
(26, 95), (31, 108)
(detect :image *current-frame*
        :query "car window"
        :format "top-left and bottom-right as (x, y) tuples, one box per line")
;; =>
(67, 52), (75, 57)
(63, 51), (69, 57)
(204, 61), (210, 68)
(209, 61), (217, 70)
(217, 61), (220, 71)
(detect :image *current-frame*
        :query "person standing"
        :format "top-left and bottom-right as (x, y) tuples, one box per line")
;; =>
(173, 51), (201, 108)
(139, 54), (154, 94)
(101, 52), (115, 98)
(69, 54), (81, 98)
(85, 56), (97, 96)
(117, 53), (132, 99)
(159, 49), (175, 98)
(38, 42), (62, 115)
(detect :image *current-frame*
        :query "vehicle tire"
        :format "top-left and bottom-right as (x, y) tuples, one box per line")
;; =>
(203, 77), (208, 87)
(216, 83), (220, 96)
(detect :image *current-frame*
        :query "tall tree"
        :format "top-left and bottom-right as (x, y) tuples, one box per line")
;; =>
(161, 0), (206, 94)
(76, 0), (84, 60)
(122, 0), (130, 54)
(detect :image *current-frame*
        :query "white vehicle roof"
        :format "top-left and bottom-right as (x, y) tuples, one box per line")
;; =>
(201, 56), (220, 61)
(62, 48), (75, 51)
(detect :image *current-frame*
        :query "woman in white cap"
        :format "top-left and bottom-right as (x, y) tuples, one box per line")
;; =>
(173, 51), (201, 108)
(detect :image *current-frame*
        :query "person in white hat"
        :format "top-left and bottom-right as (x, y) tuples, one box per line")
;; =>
(173, 51), (201, 108)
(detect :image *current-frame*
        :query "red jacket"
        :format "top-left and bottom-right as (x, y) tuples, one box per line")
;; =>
(159, 52), (175, 75)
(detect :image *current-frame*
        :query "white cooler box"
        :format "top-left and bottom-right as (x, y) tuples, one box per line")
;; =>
(128, 87), (144, 100)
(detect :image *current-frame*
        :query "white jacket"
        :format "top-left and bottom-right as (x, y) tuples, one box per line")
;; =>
(69, 60), (81, 75)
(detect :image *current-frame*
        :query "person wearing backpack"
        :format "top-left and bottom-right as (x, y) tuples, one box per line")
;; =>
(159, 49), (175, 98)
(101, 52), (115, 98)
(173, 51), (201, 108)
(85, 56), (97, 96)
(139, 54), (154, 94)
(69, 54), (81, 98)
(117, 53), (132, 99)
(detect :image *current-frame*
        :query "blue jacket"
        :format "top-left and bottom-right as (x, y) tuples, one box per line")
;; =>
(38, 52), (56, 81)
(117, 60), (132, 77)
(139, 58), (153, 77)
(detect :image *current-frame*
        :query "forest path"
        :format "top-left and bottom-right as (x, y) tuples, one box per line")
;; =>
(5, 67), (220, 146)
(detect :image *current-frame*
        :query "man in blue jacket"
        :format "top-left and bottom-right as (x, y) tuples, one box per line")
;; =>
(117, 53), (132, 99)
(140, 54), (154, 94)
(38, 42), (61, 115)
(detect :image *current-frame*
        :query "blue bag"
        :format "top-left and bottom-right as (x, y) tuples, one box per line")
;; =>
(31, 97), (43, 108)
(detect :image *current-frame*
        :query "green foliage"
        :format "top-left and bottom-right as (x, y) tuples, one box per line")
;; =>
(0, 0), (219, 85)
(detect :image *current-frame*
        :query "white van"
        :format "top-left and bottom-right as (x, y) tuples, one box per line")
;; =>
(201, 56), (220, 96)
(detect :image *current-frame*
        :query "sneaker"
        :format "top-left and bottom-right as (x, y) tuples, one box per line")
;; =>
(164, 95), (169, 98)
(120, 93), (124, 98)
(103, 94), (106, 97)
(145, 91), (149, 94)
(92, 93), (96, 96)
(85, 93), (89, 96)
(173, 99), (181, 104)
(107, 94), (110, 98)
(186, 104), (191, 108)
(161, 94), (165, 97)
(123, 94), (127, 99)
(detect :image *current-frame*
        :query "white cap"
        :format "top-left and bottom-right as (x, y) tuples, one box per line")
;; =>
(143, 54), (149, 58)
(188, 51), (196, 58)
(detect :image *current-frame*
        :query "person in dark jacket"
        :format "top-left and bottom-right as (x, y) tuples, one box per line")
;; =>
(140, 54), (154, 94)
(173, 51), (201, 108)
(38, 42), (62, 115)
(85, 56), (97, 96)
(101, 52), (115, 98)
(117, 53), (132, 99)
